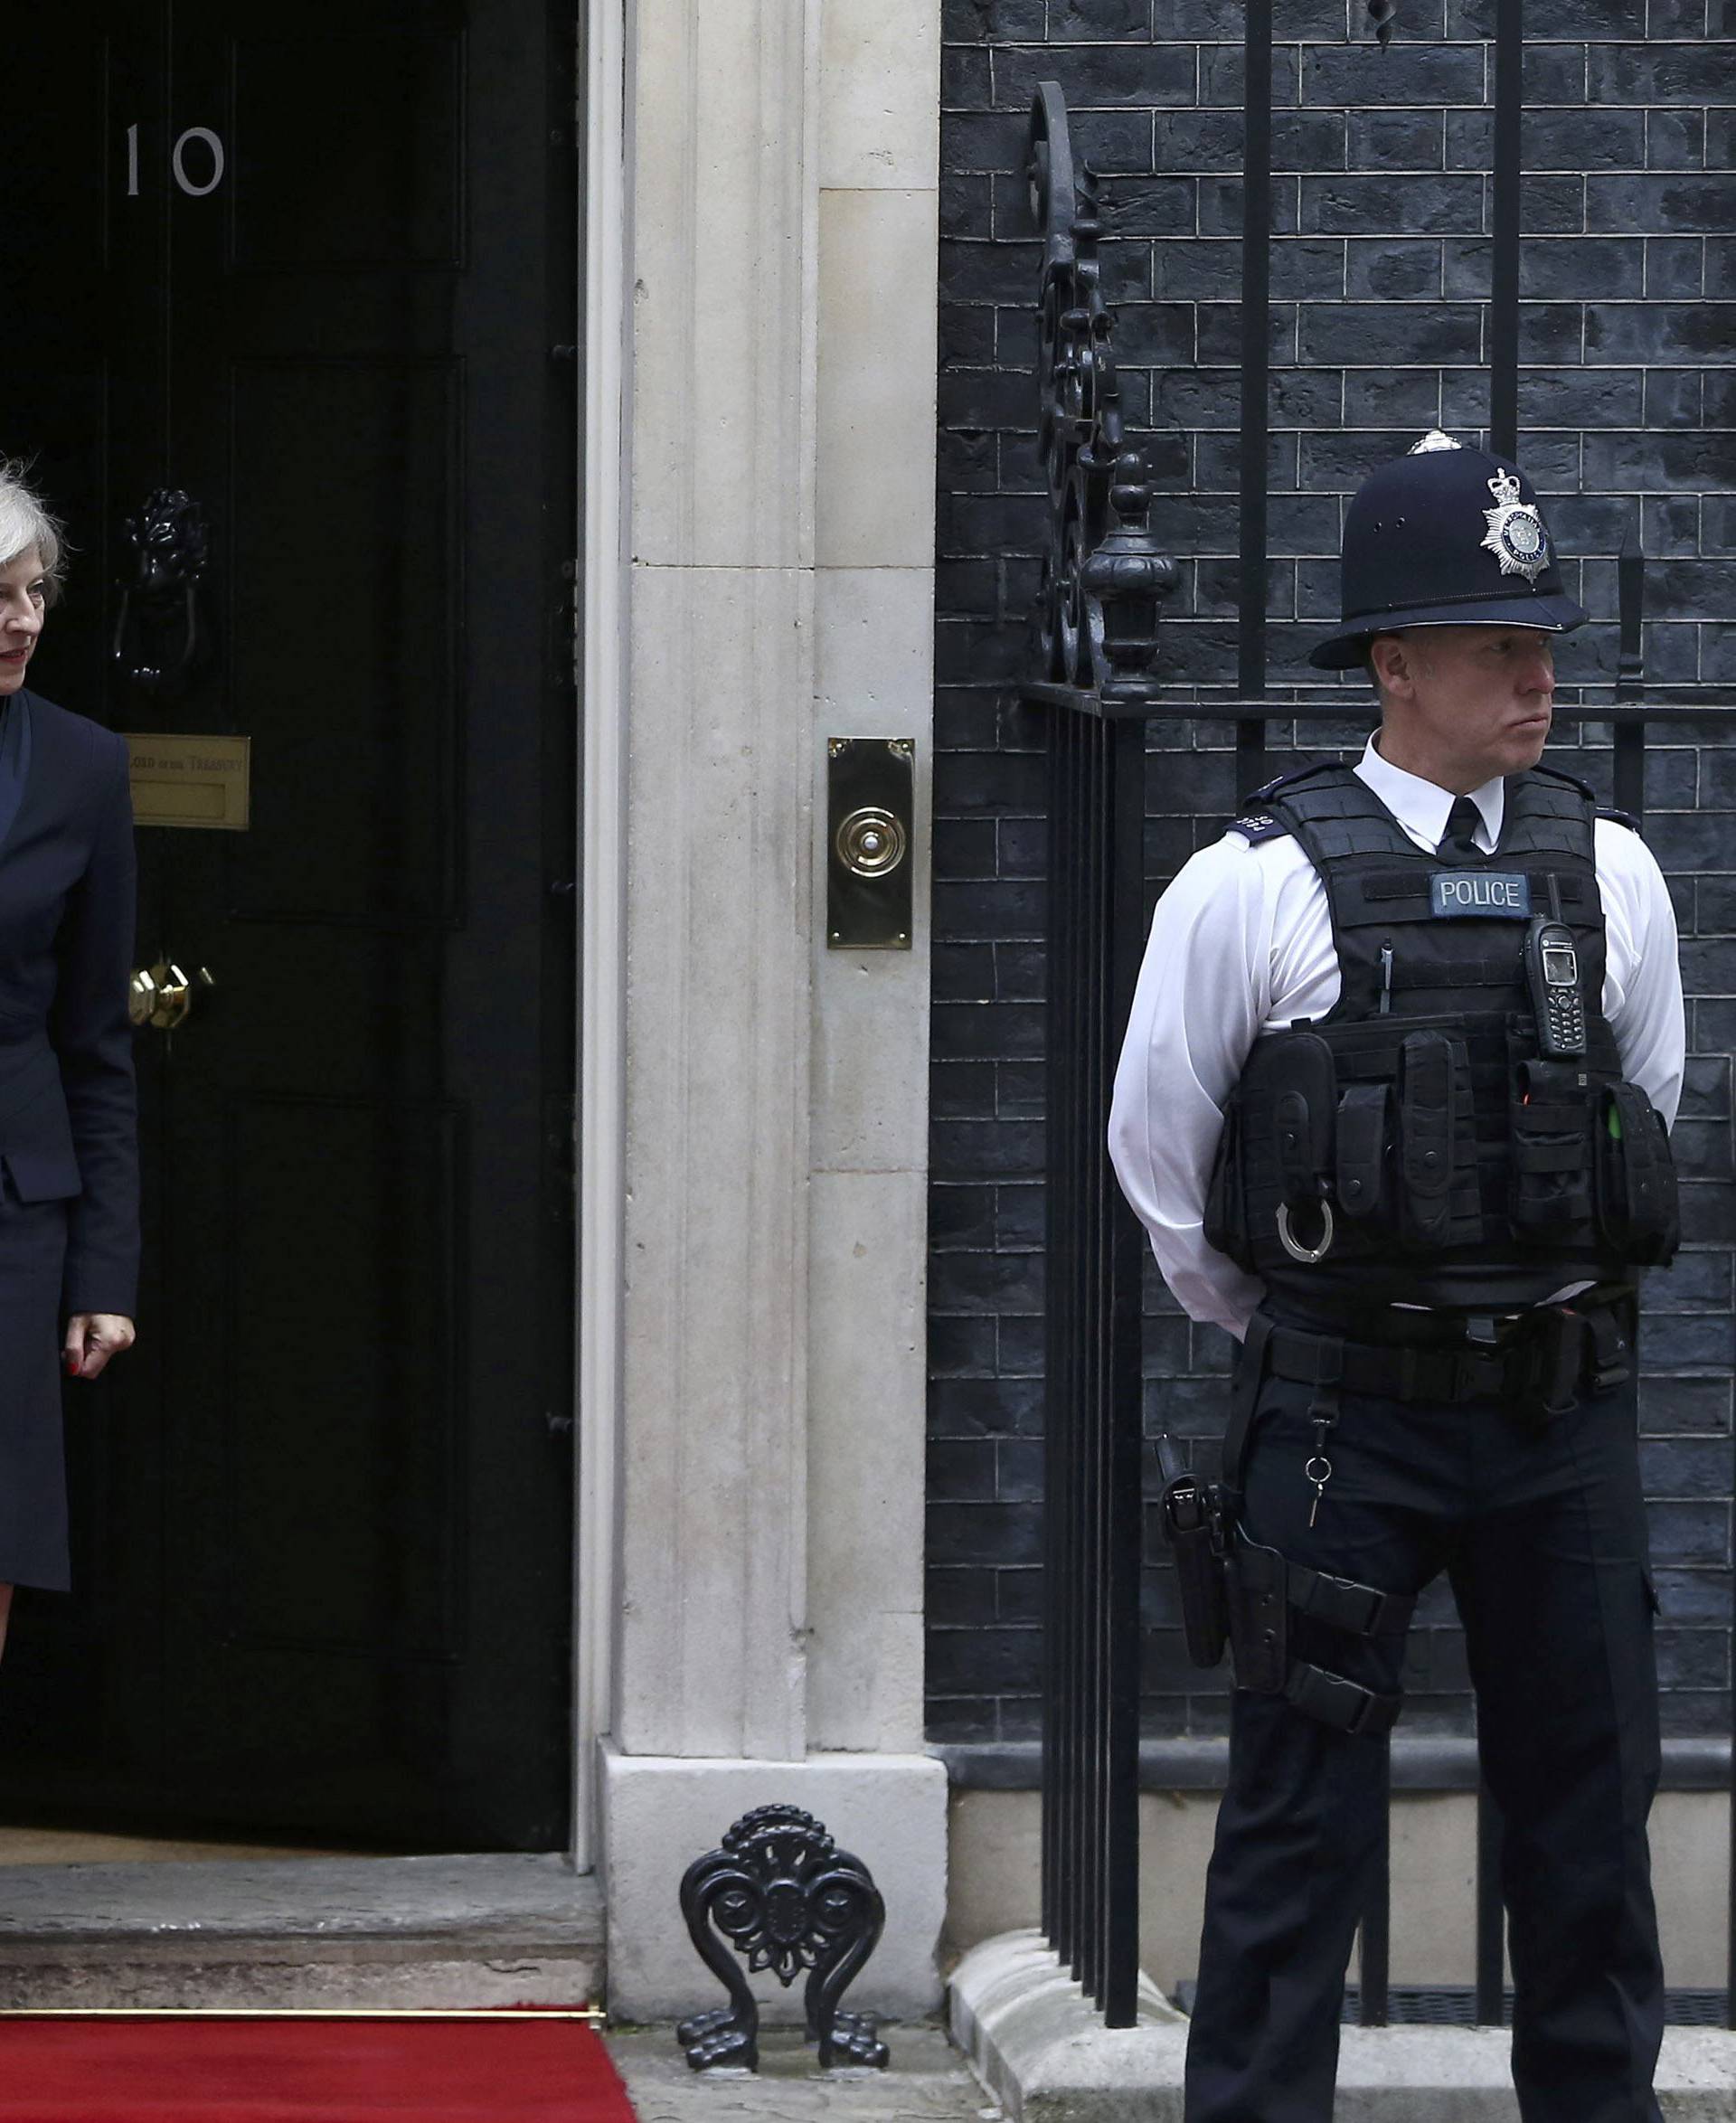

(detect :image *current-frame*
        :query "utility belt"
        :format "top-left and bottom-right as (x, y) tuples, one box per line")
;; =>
(1156, 1286), (1635, 1740)
(1265, 1285), (1634, 1425)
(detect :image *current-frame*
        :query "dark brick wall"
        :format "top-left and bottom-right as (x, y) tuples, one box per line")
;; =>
(928, 2), (1736, 1749)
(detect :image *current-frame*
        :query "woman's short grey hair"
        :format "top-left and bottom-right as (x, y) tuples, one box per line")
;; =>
(0, 462), (67, 603)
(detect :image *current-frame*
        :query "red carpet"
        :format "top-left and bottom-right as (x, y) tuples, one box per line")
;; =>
(0, 2016), (637, 2121)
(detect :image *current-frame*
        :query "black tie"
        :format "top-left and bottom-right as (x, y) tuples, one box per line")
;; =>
(1437, 797), (1484, 863)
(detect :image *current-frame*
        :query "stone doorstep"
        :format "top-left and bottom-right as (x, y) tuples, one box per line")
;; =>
(949, 1930), (1736, 2123)
(0, 1854), (604, 2011)
(606, 2021), (1001, 2123)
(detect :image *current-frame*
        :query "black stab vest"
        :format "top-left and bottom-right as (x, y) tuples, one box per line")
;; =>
(1203, 760), (1680, 1316)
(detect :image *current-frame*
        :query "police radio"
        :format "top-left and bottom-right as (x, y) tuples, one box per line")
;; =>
(1524, 878), (1586, 1058)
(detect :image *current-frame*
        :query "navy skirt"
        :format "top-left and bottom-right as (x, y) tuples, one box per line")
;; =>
(0, 1188), (71, 1590)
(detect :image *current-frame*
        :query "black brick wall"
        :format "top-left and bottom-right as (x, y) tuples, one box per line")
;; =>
(928, 2), (1736, 1749)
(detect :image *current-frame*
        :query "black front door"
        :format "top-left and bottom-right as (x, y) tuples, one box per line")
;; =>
(0, 0), (577, 1847)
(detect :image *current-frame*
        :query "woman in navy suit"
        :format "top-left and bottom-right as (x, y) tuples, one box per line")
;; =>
(0, 467), (139, 1656)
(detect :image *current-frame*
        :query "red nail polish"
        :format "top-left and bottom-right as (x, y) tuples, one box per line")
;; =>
(63, 1354), (79, 1376)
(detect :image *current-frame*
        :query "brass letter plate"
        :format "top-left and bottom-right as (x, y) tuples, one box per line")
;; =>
(123, 733), (251, 831)
(826, 737), (914, 950)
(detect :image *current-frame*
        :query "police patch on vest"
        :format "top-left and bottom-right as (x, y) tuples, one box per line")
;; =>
(1430, 871), (1533, 919)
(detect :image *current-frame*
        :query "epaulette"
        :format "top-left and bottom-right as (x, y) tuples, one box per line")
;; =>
(1225, 807), (1294, 845)
(1224, 760), (1336, 844)
(1597, 806), (1642, 834)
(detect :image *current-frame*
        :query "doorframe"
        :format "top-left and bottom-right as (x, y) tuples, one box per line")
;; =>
(572, 0), (629, 1876)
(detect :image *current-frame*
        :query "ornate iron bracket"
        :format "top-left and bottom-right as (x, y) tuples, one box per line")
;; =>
(113, 487), (211, 699)
(1024, 83), (1175, 715)
(676, 1804), (888, 2072)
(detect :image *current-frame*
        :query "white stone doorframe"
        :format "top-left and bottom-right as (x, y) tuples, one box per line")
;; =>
(572, 0), (628, 1884)
(571, 0), (948, 2022)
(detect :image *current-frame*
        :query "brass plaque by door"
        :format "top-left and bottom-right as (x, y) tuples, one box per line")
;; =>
(122, 733), (250, 831)
(826, 737), (914, 950)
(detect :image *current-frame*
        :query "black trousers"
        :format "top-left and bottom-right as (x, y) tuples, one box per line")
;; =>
(1184, 1313), (1665, 2123)
(0, 1188), (71, 1590)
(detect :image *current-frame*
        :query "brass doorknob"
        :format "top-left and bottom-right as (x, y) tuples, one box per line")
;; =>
(128, 960), (215, 1032)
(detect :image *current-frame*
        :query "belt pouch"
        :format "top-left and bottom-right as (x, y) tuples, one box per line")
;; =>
(1501, 1306), (1588, 1426)
(1225, 1534), (1288, 1695)
(1335, 1082), (1389, 1222)
(1159, 1472), (1231, 1670)
(1509, 1057), (1595, 1233)
(1596, 1081), (1680, 1265)
(1203, 1089), (1253, 1269)
(1397, 1031), (1457, 1248)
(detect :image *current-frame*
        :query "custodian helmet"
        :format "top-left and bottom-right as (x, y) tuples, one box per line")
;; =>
(1308, 430), (1588, 671)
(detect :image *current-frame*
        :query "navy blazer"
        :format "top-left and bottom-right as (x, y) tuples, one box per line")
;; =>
(0, 689), (139, 1318)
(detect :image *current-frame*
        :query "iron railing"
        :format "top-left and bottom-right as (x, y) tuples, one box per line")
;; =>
(1024, 23), (1736, 2034)
(1030, 77), (1165, 2024)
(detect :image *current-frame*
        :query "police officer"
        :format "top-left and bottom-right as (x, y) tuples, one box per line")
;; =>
(1109, 431), (1684, 2123)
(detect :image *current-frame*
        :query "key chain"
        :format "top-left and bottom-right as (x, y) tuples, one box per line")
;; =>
(1305, 1402), (1336, 1528)
(1306, 1445), (1333, 1527)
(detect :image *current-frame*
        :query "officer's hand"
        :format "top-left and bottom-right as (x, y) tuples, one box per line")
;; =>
(63, 1314), (136, 1382)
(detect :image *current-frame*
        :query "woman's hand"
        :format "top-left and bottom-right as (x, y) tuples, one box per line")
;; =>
(63, 1314), (136, 1381)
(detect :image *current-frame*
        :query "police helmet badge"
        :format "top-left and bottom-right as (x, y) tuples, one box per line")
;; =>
(1480, 466), (1551, 582)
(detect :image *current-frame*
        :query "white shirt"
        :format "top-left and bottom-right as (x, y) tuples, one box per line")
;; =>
(1107, 737), (1686, 1341)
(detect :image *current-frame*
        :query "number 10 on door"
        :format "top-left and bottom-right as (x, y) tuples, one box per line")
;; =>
(125, 125), (226, 198)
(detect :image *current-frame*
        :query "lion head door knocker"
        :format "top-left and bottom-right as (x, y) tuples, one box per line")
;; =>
(113, 488), (211, 699)
(676, 1804), (888, 2072)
